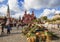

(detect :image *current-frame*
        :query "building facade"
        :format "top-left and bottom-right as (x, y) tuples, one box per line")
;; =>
(22, 11), (36, 24)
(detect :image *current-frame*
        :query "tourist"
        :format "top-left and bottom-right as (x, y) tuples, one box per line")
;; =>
(6, 19), (11, 34)
(1, 17), (7, 35)
(1, 20), (5, 35)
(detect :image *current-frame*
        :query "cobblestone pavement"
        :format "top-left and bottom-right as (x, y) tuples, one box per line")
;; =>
(0, 27), (60, 42)
(0, 27), (27, 42)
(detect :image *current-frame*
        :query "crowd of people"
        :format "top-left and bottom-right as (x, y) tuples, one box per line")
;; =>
(0, 17), (11, 35)
(0, 17), (21, 35)
(0, 16), (59, 42)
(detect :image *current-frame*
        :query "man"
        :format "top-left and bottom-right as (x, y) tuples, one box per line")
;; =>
(1, 20), (5, 35)
(1, 17), (7, 35)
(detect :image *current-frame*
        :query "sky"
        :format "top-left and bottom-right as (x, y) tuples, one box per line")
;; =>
(0, 0), (60, 19)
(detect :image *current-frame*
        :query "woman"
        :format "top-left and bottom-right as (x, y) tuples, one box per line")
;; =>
(6, 19), (11, 34)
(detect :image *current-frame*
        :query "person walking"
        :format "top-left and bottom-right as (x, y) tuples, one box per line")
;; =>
(1, 17), (7, 35)
(6, 19), (11, 34)
(1, 20), (5, 35)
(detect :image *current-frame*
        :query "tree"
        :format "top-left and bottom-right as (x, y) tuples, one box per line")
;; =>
(41, 16), (47, 20)
(56, 18), (60, 20)
(40, 16), (48, 23)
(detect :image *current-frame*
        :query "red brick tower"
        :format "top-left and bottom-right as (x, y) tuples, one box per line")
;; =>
(32, 11), (34, 15)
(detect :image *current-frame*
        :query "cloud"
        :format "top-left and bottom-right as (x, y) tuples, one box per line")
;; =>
(0, 0), (25, 19)
(23, 0), (60, 10)
(55, 11), (60, 14)
(40, 9), (60, 18)
(8, 0), (25, 18)
(8, 0), (21, 18)
(8, 0), (21, 12)
(0, 0), (4, 2)
(8, 0), (31, 18)
(0, 0), (60, 19)
(0, 5), (7, 16)
(23, 0), (41, 10)
(40, 9), (55, 16)
(11, 12), (24, 19)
